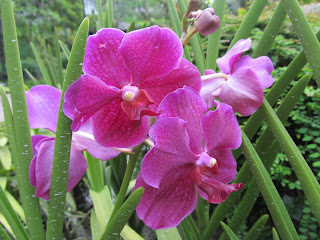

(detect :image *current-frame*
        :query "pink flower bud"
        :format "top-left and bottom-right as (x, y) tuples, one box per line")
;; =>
(187, 0), (200, 13)
(194, 8), (220, 36)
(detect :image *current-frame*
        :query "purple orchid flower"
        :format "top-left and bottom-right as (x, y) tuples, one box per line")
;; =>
(26, 85), (121, 200)
(135, 86), (243, 229)
(63, 26), (201, 148)
(200, 38), (274, 116)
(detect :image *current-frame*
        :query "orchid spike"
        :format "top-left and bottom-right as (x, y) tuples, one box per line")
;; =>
(63, 26), (201, 148)
(26, 85), (121, 200)
(135, 86), (243, 229)
(200, 38), (274, 116)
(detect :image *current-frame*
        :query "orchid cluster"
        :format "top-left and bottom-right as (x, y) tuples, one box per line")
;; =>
(25, 4), (274, 232)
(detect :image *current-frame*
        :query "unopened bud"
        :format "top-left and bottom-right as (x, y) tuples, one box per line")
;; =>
(185, 0), (200, 16)
(187, 10), (202, 19)
(194, 8), (220, 36)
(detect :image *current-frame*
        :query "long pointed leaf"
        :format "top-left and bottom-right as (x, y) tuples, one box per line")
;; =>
(58, 40), (71, 60)
(54, 28), (64, 87)
(220, 222), (239, 240)
(0, 223), (11, 240)
(156, 228), (182, 240)
(243, 215), (269, 240)
(241, 130), (299, 240)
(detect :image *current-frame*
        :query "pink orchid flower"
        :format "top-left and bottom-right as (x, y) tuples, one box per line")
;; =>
(63, 26), (201, 148)
(135, 86), (243, 229)
(26, 85), (120, 200)
(201, 38), (274, 116)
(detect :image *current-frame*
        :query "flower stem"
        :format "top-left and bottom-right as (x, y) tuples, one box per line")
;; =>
(108, 144), (143, 222)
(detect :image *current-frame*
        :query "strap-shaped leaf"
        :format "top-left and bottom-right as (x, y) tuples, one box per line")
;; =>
(46, 17), (89, 240)
(228, 0), (268, 49)
(156, 228), (182, 240)
(261, 98), (320, 224)
(96, 0), (104, 29)
(106, 0), (114, 28)
(282, 0), (320, 87)
(0, 223), (11, 240)
(127, 20), (135, 32)
(54, 28), (64, 87)
(100, 187), (144, 240)
(85, 152), (105, 192)
(243, 215), (269, 240)
(220, 222), (239, 240)
(272, 228), (280, 240)
(0, 0), (44, 238)
(0, 187), (30, 240)
(58, 40), (71, 60)
(179, 214), (200, 240)
(241, 130), (299, 240)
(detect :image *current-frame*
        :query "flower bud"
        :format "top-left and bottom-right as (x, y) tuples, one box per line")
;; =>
(194, 8), (220, 36)
(185, 0), (200, 16)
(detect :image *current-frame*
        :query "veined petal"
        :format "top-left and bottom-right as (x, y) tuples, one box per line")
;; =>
(142, 117), (198, 188)
(219, 67), (263, 116)
(200, 77), (225, 109)
(63, 75), (121, 131)
(26, 85), (61, 132)
(92, 99), (149, 148)
(83, 28), (131, 88)
(201, 150), (238, 184)
(196, 175), (243, 204)
(119, 26), (183, 85)
(141, 58), (201, 109)
(233, 55), (274, 89)
(72, 131), (120, 161)
(202, 101), (241, 152)
(217, 38), (251, 74)
(157, 87), (206, 154)
(135, 168), (197, 230)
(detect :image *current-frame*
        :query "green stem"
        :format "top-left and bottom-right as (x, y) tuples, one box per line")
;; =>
(281, 0), (320, 87)
(0, 1), (44, 239)
(46, 18), (89, 240)
(108, 145), (142, 222)
(206, 0), (226, 71)
(228, 0), (268, 50)
(86, 152), (105, 192)
(241, 130), (299, 240)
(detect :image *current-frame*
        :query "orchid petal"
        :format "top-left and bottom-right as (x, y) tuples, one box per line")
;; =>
(135, 168), (197, 230)
(72, 132), (120, 161)
(200, 77), (225, 109)
(216, 38), (251, 74)
(63, 74), (121, 131)
(201, 150), (238, 184)
(220, 67), (263, 116)
(202, 101), (241, 152)
(26, 85), (61, 132)
(141, 58), (201, 109)
(234, 55), (274, 89)
(119, 26), (183, 85)
(83, 28), (131, 88)
(197, 176), (243, 204)
(158, 87), (206, 154)
(142, 117), (198, 188)
(92, 99), (149, 147)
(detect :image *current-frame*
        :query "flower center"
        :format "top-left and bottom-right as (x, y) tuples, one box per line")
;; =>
(196, 152), (217, 168)
(121, 85), (139, 102)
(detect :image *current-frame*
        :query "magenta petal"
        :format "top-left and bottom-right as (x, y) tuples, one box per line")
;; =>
(92, 99), (149, 147)
(26, 85), (61, 132)
(141, 58), (201, 109)
(216, 38), (251, 74)
(63, 75), (121, 131)
(72, 132), (120, 161)
(202, 101), (241, 152)
(220, 67), (263, 116)
(142, 117), (198, 188)
(119, 26), (183, 85)
(157, 87), (206, 154)
(135, 167), (197, 229)
(202, 150), (237, 184)
(29, 156), (37, 187)
(66, 143), (88, 192)
(83, 28), (131, 88)
(31, 135), (50, 156)
(233, 55), (274, 89)
(197, 177), (243, 204)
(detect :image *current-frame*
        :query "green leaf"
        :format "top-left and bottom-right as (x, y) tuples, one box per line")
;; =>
(0, 146), (12, 170)
(0, 177), (7, 190)
(85, 151), (105, 192)
(310, 153), (320, 159)
(261, 99), (320, 224)
(96, 0), (104, 29)
(58, 40), (71, 60)
(46, 17), (89, 240)
(0, 0), (44, 238)
(0, 137), (8, 147)
(179, 215), (200, 240)
(243, 215), (269, 240)
(127, 20), (135, 32)
(54, 28), (64, 87)
(4, 191), (25, 221)
(272, 228), (280, 240)
(0, 187), (30, 240)
(241, 130), (299, 240)
(302, 136), (312, 141)
(282, 0), (320, 87)
(106, 0), (114, 28)
(0, 223), (11, 240)
(100, 187), (144, 240)
(220, 222), (239, 240)
(156, 228), (182, 240)
(312, 161), (320, 167)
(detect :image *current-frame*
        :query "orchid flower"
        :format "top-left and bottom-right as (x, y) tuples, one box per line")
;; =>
(26, 85), (121, 200)
(135, 86), (243, 229)
(63, 26), (201, 148)
(200, 38), (274, 116)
